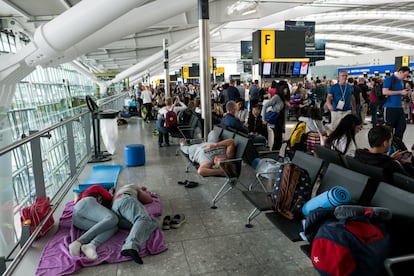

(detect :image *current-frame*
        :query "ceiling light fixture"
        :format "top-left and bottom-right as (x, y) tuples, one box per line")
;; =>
(242, 9), (256, 16)
(227, 1), (257, 16)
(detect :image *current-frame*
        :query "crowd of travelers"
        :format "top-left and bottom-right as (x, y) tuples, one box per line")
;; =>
(127, 66), (414, 178)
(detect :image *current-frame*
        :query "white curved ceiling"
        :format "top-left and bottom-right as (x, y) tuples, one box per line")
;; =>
(1, 0), (414, 80)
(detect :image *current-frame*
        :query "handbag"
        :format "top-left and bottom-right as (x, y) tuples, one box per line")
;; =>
(265, 111), (279, 125)
(20, 197), (54, 237)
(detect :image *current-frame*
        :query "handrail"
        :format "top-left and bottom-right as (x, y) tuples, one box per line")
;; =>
(0, 110), (89, 158)
(0, 92), (128, 275)
(2, 156), (89, 276)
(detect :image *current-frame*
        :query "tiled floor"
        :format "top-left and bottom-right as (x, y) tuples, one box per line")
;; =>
(15, 114), (414, 275)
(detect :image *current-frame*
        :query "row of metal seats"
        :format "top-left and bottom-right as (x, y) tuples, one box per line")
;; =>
(242, 146), (414, 275)
(313, 144), (414, 194)
(311, 145), (414, 275)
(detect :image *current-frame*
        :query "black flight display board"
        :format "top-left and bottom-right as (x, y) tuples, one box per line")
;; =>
(260, 60), (309, 77)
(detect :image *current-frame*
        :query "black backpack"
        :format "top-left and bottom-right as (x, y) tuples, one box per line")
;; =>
(178, 108), (193, 125)
(373, 83), (386, 105)
(375, 75), (397, 105)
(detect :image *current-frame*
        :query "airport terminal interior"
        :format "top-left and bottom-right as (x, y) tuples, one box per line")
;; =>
(1, 0), (414, 275)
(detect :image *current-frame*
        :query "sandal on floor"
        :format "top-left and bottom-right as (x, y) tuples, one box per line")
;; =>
(177, 180), (189, 185)
(184, 181), (199, 188)
(162, 215), (171, 230)
(170, 214), (186, 229)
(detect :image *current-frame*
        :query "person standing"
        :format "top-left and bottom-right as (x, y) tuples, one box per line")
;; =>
(261, 82), (287, 150)
(369, 78), (382, 127)
(326, 71), (356, 130)
(226, 79), (241, 103)
(382, 66), (411, 140)
(135, 82), (144, 117)
(141, 85), (153, 123)
(249, 80), (260, 106)
(358, 77), (369, 124)
(313, 79), (327, 112)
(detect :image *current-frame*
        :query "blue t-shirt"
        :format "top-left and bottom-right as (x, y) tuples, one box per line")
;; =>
(328, 83), (354, 111)
(383, 75), (404, 108)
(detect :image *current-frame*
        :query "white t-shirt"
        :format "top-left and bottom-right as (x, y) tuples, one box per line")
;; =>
(332, 136), (357, 157)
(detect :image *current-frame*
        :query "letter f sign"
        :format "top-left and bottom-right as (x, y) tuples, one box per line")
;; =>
(265, 34), (271, 45)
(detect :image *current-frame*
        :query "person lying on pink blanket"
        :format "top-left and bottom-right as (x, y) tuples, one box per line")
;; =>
(69, 184), (118, 260)
(111, 184), (159, 264)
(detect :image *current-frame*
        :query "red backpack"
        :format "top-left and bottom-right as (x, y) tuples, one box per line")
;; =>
(164, 109), (178, 128)
(311, 214), (390, 276)
(20, 197), (54, 237)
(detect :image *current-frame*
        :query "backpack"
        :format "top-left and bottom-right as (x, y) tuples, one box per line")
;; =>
(272, 163), (312, 220)
(373, 83), (386, 105)
(311, 215), (391, 276)
(289, 121), (307, 151)
(164, 109), (178, 128)
(20, 197), (54, 237)
(375, 75), (396, 105)
(178, 108), (193, 125)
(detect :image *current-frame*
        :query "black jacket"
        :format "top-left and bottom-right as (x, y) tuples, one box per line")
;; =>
(354, 148), (413, 182)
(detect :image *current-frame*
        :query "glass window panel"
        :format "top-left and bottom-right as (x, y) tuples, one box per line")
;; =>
(1, 32), (10, 52)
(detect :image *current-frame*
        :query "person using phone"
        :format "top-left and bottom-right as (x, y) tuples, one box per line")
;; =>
(354, 125), (414, 182)
(382, 66), (411, 140)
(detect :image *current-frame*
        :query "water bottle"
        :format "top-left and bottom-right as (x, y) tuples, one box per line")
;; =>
(20, 219), (31, 247)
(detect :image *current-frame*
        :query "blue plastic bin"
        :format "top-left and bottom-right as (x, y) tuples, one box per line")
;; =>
(124, 144), (145, 166)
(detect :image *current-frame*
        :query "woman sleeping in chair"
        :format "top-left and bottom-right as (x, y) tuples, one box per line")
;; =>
(180, 138), (235, 177)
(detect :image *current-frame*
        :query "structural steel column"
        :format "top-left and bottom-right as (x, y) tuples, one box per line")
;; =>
(198, 0), (211, 140)
(163, 39), (170, 98)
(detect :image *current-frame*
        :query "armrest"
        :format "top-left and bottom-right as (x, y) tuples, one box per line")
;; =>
(177, 125), (193, 130)
(384, 254), (414, 276)
(254, 172), (277, 192)
(218, 158), (243, 179)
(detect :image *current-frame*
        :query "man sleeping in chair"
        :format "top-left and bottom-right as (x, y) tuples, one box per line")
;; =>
(180, 138), (235, 177)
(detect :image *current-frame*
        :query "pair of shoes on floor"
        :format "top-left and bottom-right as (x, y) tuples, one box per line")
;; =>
(177, 180), (199, 188)
(162, 214), (186, 230)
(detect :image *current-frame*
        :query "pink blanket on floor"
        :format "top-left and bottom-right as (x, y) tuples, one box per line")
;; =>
(36, 193), (167, 276)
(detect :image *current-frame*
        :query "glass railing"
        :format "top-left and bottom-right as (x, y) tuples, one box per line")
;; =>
(1, 92), (128, 276)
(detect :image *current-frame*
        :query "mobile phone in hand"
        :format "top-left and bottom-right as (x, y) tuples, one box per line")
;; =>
(402, 151), (412, 160)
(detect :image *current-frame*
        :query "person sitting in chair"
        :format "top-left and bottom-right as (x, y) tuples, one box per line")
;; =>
(221, 100), (248, 134)
(179, 138), (235, 177)
(354, 125), (414, 181)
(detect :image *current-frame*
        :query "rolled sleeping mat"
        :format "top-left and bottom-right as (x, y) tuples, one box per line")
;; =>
(302, 185), (351, 216)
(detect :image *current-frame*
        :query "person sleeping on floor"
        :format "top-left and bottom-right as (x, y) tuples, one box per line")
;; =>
(69, 184), (158, 264)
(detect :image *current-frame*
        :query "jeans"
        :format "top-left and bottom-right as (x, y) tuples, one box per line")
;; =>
(384, 107), (406, 140)
(72, 197), (119, 247)
(157, 119), (169, 145)
(370, 103), (378, 127)
(112, 195), (158, 252)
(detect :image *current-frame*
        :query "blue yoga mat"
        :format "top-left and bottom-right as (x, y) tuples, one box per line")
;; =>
(302, 186), (351, 216)
(73, 164), (123, 193)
